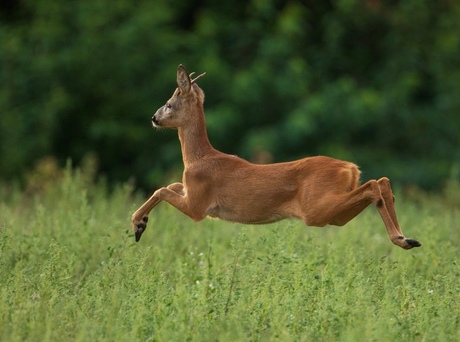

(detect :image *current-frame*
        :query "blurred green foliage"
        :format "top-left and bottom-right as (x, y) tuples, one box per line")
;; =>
(1, 0), (459, 190)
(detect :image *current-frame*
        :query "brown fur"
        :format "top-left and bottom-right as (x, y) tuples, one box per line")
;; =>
(131, 65), (421, 249)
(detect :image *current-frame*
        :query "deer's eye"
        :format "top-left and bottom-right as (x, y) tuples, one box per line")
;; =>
(166, 103), (172, 109)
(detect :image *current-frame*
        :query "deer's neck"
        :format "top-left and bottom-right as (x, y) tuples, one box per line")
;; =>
(178, 110), (214, 165)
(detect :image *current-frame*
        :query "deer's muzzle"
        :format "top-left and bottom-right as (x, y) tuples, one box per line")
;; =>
(152, 115), (160, 127)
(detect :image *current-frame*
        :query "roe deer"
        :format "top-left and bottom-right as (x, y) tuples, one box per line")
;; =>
(131, 65), (421, 249)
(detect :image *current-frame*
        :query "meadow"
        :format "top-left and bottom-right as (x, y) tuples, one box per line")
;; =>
(0, 165), (459, 341)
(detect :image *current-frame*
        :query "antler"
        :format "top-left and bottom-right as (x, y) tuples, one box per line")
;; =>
(189, 71), (206, 84)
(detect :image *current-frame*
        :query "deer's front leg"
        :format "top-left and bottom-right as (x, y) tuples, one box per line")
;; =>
(131, 183), (185, 242)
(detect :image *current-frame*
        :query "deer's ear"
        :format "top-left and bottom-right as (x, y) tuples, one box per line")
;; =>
(177, 65), (191, 94)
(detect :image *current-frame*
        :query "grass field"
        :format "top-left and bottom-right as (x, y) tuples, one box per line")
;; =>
(1, 166), (459, 341)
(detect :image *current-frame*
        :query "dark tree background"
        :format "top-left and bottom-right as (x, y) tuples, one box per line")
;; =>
(1, 0), (459, 190)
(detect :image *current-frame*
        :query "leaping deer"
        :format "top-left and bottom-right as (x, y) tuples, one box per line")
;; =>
(131, 65), (421, 250)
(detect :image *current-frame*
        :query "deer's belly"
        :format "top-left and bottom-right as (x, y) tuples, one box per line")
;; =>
(206, 205), (288, 225)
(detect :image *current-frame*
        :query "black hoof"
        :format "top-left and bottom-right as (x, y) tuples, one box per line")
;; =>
(406, 238), (421, 248)
(135, 222), (146, 242)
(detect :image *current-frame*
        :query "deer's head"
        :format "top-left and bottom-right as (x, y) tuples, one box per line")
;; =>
(152, 65), (206, 129)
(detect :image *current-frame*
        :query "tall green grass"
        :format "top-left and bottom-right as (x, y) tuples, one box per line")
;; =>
(1, 166), (459, 341)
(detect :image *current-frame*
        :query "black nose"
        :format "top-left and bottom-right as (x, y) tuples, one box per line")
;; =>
(152, 115), (159, 126)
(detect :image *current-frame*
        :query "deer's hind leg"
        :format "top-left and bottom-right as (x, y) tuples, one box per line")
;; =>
(300, 164), (368, 227)
(301, 178), (421, 250)
(376, 177), (421, 248)
(302, 180), (377, 228)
